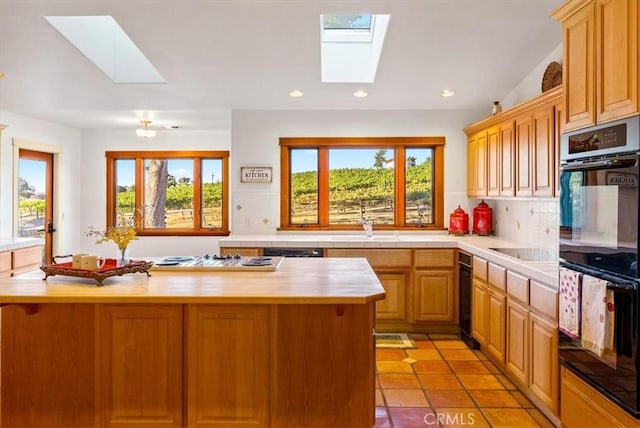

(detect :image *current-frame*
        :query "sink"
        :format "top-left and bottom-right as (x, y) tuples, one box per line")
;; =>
(488, 247), (558, 261)
(330, 236), (398, 241)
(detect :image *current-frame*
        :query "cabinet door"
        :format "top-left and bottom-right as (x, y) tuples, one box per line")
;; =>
(376, 272), (408, 321)
(467, 136), (478, 197)
(471, 278), (488, 346)
(499, 121), (515, 197)
(12, 245), (43, 275)
(487, 126), (500, 197)
(0, 251), (11, 278)
(97, 304), (183, 428)
(515, 114), (532, 196)
(475, 131), (488, 197)
(506, 299), (529, 386)
(597, 0), (638, 123)
(529, 312), (559, 414)
(563, 1), (596, 130)
(187, 305), (268, 427)
(414, 270), (455, 322)
(220, 247), (261, 256)
(486, 288), (506, 366)
(532, 104), (555, 197)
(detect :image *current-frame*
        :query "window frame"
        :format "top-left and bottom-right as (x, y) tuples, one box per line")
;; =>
(106, 150), (230, 236)
(279, 137), (445, 231)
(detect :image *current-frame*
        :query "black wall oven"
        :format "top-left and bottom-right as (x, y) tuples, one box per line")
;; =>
(559, 116), (640, 418)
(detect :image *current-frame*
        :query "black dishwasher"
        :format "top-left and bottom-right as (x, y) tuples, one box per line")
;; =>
(262, 247), (324, 258)
(459, 251), (479, 349)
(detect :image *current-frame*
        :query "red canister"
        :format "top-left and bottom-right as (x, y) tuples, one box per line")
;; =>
(472, 200), (493, 235)
(448, 206), (469, 235)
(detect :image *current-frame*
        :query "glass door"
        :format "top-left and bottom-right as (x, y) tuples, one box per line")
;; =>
(18, 149), (54, 263)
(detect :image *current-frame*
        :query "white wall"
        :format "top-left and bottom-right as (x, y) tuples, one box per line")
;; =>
(79, 129), (231, 258)
(231, 109), (485, 235)
(501, 43), (563, 109)
(0, 111), (83, 256)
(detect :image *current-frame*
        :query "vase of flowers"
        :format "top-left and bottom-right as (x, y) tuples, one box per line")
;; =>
(87, 213), (138, 267)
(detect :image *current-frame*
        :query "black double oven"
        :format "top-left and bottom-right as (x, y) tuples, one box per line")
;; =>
(559, 115), (640, 418)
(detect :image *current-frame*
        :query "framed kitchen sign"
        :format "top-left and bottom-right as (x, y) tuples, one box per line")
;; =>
(240, 166), (272, 183)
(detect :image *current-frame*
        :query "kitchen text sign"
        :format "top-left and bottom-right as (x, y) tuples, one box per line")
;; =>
(241, 167), (272, 183)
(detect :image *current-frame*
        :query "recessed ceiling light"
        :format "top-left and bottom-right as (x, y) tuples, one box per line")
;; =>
(289, 90), (304, 98)
(353, 90), (368, 98)
(440, 89), (456, 97)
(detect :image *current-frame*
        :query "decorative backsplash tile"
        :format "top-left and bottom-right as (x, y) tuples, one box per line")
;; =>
(473, 199), (559, 250)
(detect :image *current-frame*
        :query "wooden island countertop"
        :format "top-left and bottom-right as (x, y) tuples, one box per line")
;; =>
(0, 257), (384, 428)
(0, 257), (385, 304)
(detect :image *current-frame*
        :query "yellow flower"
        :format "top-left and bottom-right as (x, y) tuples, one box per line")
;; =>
(87, 212), (138, 250)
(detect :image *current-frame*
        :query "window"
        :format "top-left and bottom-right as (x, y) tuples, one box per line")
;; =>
(280, 137), (445, 230)
(106, 151), (229, 236)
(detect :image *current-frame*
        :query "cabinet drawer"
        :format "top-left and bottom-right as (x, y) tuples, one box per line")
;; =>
(530, 281), (557, 321)
(488, 263), (506, 291)
(325, 249), (411, 268)
(507, 270), (529, 304)
(473, 256), (488, 281)
(0, 251), (11, 273)
(414, 249), (455, 269)
(12, 246), (42, 270)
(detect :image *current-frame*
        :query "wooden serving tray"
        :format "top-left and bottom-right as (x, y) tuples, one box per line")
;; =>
(40, 259), (153, 286)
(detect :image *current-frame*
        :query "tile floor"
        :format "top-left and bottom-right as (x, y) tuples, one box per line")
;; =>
(375, 333), (556, 428)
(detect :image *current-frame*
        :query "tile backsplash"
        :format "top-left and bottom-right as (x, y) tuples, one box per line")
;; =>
(471, 198), (559, 250)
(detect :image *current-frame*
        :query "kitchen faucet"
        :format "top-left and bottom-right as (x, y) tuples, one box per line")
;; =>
(358, 217), (373, 237)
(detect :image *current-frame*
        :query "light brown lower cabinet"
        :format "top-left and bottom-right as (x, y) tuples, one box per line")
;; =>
(414, 270), (455, 322)
(529, 311), (558, 413)
(97, 304), (184, 427)
(0, 245), (43, 277)
(471, 277), (488, 346)
(506, 298), (529, 386)
(186, 305), (269, 427)
(376, 272), (408, 320)
(1, 302), (375, 428)
(471, 260), (559, 423)
(486, 287), (506, 365)
(561, 366), (639, 428)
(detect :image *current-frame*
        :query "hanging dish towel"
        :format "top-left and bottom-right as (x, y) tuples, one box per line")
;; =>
(581, 274), (609, 358)
(559, 267), (581, 339)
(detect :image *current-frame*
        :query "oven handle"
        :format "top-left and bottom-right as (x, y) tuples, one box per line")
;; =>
(562, 157), (637, 172)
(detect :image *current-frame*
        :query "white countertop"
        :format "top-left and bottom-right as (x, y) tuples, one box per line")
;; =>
(0, 237), (45, 252)
(220, 233), (560, 288)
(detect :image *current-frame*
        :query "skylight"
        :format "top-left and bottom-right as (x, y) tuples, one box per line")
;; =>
(320, 14), (390, 83)
(322, 15), (374, 43)
(44, 16), (166, 84)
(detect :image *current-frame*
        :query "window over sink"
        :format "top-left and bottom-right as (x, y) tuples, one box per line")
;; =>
(279, 137), (445, 231)
(105, 151), (229, 236)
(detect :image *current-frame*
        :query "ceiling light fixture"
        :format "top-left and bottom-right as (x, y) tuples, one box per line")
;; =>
(289, 90), (304, 98)
(0, 72), (4, 78)
(353, 90), (368, 98)
(136, 120), (156, 138)
(440, 89), (455, 97)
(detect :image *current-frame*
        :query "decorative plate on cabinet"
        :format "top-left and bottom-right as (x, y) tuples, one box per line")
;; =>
(542, 61), (562, 92)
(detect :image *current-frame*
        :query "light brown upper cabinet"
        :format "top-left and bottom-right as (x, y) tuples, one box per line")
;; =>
(552, 0), (639, 131)
(465, 87), (561, 198)
(467, 130), (487, 198)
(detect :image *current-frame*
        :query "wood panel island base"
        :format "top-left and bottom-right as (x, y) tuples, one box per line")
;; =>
(0, 258), (385, 428)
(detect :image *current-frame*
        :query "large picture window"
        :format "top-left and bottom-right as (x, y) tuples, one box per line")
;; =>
(280, 137), (445, 230)
(106, 151), (229, 236)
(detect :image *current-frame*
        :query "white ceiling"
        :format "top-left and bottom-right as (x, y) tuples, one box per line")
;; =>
(0, 0), (563, 131)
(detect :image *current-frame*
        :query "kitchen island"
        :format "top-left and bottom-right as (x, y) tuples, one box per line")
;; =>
(0, 257), (384, 428)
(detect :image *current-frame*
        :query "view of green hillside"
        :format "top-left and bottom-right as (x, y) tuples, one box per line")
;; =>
(291, 159), (433, 225)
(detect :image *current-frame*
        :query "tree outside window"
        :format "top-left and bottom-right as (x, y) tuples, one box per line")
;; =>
(106, 151), (229, 236)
